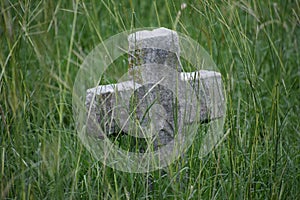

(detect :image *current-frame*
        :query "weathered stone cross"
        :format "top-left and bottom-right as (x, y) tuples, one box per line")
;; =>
(85, 28), (225, 151)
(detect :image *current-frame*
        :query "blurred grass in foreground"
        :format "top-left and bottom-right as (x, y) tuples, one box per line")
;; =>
(0, 0), (299, 199)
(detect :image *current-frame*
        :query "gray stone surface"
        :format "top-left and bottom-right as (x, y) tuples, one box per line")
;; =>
(86, 70), (224, 140)
(86, 80), (141, 138)
(181, 70), (225, 121)
(85, 28), (225, 150)
(128, 28), (181, 84)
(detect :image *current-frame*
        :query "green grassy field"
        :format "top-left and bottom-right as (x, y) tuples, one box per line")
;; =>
(1, 0), (299, 199)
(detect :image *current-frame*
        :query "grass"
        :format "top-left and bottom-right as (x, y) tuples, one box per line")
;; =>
(1, 0), (299, 199)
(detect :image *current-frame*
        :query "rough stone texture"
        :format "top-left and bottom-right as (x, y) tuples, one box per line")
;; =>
(128, 28), (179, 53)
(86, 80), (140, 138)
(128, 28), (181, 84)
(85, 28), (225, 150)
(86, 70), (224, 140)
(181, 70), (225, 122)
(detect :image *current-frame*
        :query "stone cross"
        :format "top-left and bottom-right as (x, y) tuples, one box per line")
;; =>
(85, 28), (225, 151)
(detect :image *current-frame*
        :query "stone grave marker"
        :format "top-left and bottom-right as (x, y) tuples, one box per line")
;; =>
(85, 27), (225, 152)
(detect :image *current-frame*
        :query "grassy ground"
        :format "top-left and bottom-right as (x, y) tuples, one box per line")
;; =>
(1, 0), (299, 199)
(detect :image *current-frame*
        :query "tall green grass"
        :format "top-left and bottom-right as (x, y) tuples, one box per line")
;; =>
(1, 0), (299, 199)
